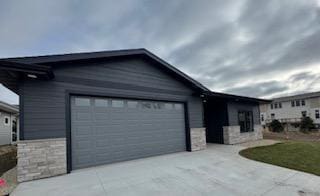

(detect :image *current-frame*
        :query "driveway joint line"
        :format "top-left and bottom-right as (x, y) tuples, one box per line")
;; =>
(93, 168), (108, 194)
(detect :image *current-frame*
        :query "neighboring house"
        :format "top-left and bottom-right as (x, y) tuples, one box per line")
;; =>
(0, 49), (269, 182)
(0, 101), (19, 145)
(260, 91), (320, 128)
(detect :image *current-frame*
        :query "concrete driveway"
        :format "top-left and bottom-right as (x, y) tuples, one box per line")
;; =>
(12, 144), (320, 196)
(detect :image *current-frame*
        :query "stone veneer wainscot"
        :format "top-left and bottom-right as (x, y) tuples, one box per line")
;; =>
(17, 138), (67, 182)
(223, 125), (263, 144)
(190, 128), (206, 151)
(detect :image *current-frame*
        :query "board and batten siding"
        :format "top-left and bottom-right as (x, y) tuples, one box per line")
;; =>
(20, 58), (204, 140)
(227, 101), (260, 126)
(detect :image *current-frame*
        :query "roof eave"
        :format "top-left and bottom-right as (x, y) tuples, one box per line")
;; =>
(204, 91), (271, 104)
(0, 60), (54, 80)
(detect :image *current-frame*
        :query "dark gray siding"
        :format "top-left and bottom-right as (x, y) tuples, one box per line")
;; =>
(21, 58), (204, 139)
(227, 101), (260, 126)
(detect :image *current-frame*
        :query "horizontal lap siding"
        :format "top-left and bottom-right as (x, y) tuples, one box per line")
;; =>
(22, 58), (203, 139)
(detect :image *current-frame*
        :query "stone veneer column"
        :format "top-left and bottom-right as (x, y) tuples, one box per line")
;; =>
(223, 125), (263, 144)
(17, 138), (67, 182)
(190, 128), (206, 151)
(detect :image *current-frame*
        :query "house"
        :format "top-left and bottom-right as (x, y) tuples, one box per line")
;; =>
(0, 101), (19, 145)
(260, 91), (320, 129)
(0, 49), (269, 182)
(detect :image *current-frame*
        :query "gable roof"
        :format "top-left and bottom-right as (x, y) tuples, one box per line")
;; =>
(0, 48), (270, 103)
(0, 48), (209, 91)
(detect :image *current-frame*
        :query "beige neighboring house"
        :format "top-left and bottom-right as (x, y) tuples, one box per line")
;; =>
(0, 101), (19, 145)
(260, 91), (320, 129)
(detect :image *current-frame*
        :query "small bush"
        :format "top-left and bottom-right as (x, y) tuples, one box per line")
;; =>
(268, 119), (284, 132)
(300, 117), (315, 132)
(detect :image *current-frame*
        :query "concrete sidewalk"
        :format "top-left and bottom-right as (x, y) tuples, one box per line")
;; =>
(12, 144), (320, 196)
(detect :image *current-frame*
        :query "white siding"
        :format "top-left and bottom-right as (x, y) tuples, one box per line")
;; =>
(0, 111), (12, 145)
(260, 97), (320, 125)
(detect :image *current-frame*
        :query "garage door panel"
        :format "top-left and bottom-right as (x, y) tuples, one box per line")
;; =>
(71, 96), (186, 169)
(74, 113), (92, 121)
(73, 126), (92, 136)
(73, 154), (95, 168)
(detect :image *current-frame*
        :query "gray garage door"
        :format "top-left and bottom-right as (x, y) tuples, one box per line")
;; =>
(71, 96), (186, 169)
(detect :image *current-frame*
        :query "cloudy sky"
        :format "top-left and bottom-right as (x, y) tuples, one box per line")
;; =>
(1, 0), (320, 104)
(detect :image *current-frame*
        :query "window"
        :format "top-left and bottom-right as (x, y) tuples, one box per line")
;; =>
(291, 101), (295, 107)
(271, 113), (275, 120)
(261, 114), (264, 122)
(75, 98), (90, 106)
(315, 110), (319, 119)
(141, 102), (152, 109)
(174, 104), (182, 110)
(274, 103), (278, 109)
(111, 100), (124, 108)
(127, 101), (138, 108)
(238, 111), (253, 133)
(301, 100), (305, 106)
(296, 100), (300, 106)
(153, 103), (165, 109)
(12, 119), (17, 142)
(270, 104), (273, 109)
(301, 111), (307, 118)
(279, 102), (282, 108)
(164, 103), (173, 110)
(94, 99), (108, 107)
(4, 116), (10, 126)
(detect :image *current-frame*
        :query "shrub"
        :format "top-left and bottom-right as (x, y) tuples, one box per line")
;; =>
(300, 117), (315, 132)
(268, 119), (284, 132)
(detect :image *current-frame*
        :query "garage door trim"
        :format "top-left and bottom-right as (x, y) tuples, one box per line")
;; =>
(65, 90), (191, 173)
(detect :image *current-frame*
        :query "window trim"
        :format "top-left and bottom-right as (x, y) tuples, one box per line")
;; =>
(4, 116), (10, 126)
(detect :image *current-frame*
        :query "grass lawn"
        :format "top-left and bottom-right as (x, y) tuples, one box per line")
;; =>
(239, 141), (320, 176)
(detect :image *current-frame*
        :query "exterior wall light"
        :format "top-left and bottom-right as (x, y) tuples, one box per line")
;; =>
(27, 74), (37, 79)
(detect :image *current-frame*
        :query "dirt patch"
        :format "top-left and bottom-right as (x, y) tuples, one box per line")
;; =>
(239, 139), (280, 148)
(0, 145), (17, 177)
(263, 130), (320, 142)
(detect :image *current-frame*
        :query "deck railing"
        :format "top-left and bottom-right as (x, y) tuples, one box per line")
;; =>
(265, 118), (302, 124)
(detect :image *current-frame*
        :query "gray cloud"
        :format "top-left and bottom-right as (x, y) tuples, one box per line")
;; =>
(1, 0), (320, 104)
(225, 81), (289, 98)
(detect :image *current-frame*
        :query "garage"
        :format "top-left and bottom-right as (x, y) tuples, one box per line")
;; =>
(1, 49), (208, 181)
(71, 96), (186, 169)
